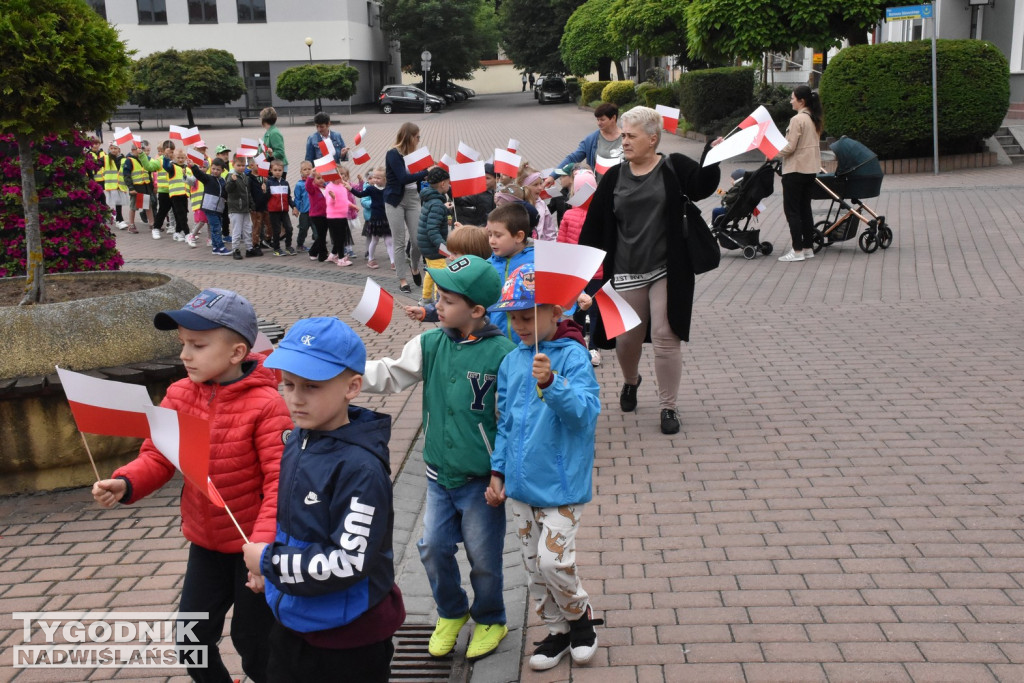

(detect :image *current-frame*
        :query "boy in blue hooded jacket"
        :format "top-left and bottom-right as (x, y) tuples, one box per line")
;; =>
(484, 263), (604, 672)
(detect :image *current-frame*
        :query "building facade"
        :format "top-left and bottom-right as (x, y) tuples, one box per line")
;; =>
(89, 0), (401, 114)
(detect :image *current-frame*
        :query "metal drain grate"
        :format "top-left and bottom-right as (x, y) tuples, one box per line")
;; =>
(391, 624), (454, 681)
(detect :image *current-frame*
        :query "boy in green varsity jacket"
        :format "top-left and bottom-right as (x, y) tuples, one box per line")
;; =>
(362, 255), (515, 662)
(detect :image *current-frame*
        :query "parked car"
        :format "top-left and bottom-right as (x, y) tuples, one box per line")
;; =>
(378, 85), (445, 114)
(538, 76), (571, 104)
(426, 87), (457, 104)
(449, 84), (476, 99)
(533, 76), (545, 99)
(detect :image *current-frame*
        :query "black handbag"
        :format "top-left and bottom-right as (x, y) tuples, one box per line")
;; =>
(681, 195), (720, 275)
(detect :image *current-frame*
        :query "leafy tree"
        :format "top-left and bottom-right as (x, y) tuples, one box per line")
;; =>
(500, 0), (586, 75)
(0, 0), (131, 304)
(129, 49), (245, 126)
(608, 0), (686, 59)
(276, 64), (360, 103)
(381, 0), (499, 84)
(560, 0), (626, 80)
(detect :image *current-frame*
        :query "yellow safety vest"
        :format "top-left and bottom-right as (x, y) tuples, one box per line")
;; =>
(127, 156), (151, 186)
(156, 155), (171, 194)
(166, 164), (188, 197)
(189, 170), (204, 211)
(103, 155), (127, 192)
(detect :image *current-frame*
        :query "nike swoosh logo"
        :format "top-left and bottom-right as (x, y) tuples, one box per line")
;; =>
(304, 493), (320, 505)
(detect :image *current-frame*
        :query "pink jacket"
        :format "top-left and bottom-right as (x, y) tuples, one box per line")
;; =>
(323, 182), (356, 219)
(558, 205), (603, 279)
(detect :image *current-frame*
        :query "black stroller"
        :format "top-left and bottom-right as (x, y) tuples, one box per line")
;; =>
(710, 162), (775, 259)
(810, 136), (894, 254)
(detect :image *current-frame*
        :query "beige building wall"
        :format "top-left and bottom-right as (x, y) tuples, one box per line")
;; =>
(402, 62), (528, 94)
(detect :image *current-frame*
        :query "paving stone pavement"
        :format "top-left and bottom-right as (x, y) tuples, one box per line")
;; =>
(2, 92), (1024, 682)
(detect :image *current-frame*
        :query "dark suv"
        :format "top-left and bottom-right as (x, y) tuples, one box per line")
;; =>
(378, 85), (446, 114)
(537, 76), (571, 104)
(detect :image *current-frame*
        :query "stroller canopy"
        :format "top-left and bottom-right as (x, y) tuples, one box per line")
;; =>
(830, 137), (883, 178)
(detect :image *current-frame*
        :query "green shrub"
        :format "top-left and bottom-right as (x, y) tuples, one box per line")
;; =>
(601, 80), (636, 106)
(675, 66), (754, 132)
(820, 39), (1009, 158)
(635, 81), (656, 100)
(565, 76), (582, 101)
(643, 86), (676, 109)
(581, 80), (611, 105)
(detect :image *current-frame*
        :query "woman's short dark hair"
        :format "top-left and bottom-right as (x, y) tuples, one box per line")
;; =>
(792, 85), (824, 135)
(260, 107), (278, 125)
(594, 103), (619, 120)
(313, 112), (331, 126)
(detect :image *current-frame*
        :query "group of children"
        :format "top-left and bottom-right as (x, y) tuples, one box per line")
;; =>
(90, 181), (607, 679)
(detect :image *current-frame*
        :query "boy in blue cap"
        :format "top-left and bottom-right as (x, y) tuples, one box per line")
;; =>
(362, 255), (516, 661)
(243, 317), (405, 683)
(483, 264), (604, 671)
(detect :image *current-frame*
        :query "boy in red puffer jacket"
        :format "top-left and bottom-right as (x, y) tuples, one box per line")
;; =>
(92, 288), (291, 683)
(557, 168), (604, 367)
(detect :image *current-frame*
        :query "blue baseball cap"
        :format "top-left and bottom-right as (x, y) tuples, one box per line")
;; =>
(154, 288), (259, 346)
(264, 317), (366, 380)
(487, 263), (536, 312)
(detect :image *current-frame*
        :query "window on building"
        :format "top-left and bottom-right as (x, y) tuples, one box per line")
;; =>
(87, 0), (107, 20)
(237, 0), (266, 23)
(188, 0), (217, 23)
(137, 0), (167, 24)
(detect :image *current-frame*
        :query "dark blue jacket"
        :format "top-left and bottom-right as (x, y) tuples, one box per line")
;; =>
(247, 171), (270, 211)
(384, 148), (429, 207)
(350, 182), (387, 222)
(261, 406), (397, 634)
(304, 130), (347, 164)
(416, 186), (450, 260)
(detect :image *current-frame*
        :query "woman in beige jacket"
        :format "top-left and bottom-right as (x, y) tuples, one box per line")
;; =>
(776, 85), (823, 262)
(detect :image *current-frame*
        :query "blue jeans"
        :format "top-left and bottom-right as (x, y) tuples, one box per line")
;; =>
(418, 477), (506, 625)
(207, 212), (225, 250)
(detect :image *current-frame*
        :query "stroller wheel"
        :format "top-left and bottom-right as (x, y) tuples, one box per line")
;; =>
(810, 231), (825, 254)
(742, 245), (757, 260)
(760, 241), (773, 256)
(878, 225), (893, 249)
(859, 230), (879, 254)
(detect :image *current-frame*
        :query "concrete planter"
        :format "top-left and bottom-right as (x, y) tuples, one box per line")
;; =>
(0, 271), (199, 495)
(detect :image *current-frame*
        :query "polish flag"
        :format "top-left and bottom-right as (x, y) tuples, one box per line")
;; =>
(114, 127), (133, 146)
(182, 127), (202, 146)
(567, 182), (596, 208)
(352, 148), (370, 165)
(132, 135), (142, 149)
(539, 184), (560, 201)
(752, 202), (766, 217)
(169, 125), (188, 141)
(450, 161), (486, 198)
(56, 367), (153, 439)
(135, 193), (151, 210)
(404, 147), (433, 173)
(702, 125), (759, 166)
(739, 105), (773, 130)
(252, 330), (275, 354)
(353, 127), (366, 146)
(492, 149), (521, 178)
(186, 148), (205, 165)
(240, 137), (261, 152)
(456, 142), (480, 164)
(352, 278), (394, 334)
(143, 405), (223, 507)
(750, 119), (788, 159)
(594, 155), (620, 175)
(256, 159), (271, 177)
(533, 241), (606, 306)
(593, 280), (641, 340)
(655, 105), (680, 134)
(236, 147), (258, 158)
(507, 138), (519, 154)
(438, 154), (456, 172)
(314, 155), (340, 181)
(318, 137), (336, 158)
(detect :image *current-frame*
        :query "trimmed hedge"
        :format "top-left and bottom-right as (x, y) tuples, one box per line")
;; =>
(581, 80), (611, 105)
(643, 86), (676, 108)
(601, 80), (636, 106)
(676, 66), (754, 131)
(820, 39), (1009, 158)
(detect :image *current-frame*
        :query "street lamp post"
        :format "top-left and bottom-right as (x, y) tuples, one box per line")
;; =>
(305, 37), (321, 113)
(421, 51), (431, 114)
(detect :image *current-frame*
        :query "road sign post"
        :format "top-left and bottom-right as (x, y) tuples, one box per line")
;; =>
(886, 4), (938, 174)
(421, 51), (432, 114)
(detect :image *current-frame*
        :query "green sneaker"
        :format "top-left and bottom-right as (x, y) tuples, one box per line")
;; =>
(428, 614), (469, 657)
(466, 622), (508, 661)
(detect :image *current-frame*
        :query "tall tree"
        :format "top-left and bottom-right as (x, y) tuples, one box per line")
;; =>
(381, 0), (499, 84)
(560, 0), (626, 80)
(129, 49), (245, 126)
(500, 0), (586, 74)
(0, 0), (131, 304)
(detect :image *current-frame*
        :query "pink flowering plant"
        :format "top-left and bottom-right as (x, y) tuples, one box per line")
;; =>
(0, 130), (123, 280)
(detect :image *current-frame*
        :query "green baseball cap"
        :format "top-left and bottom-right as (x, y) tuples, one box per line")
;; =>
(426, 255), (503, 308)
(215, 144), (231, 153)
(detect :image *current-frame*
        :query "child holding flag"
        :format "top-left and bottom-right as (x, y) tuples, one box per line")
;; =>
(484, 264), (604, 671)
(557, 169), (604, 366)
(323, 168), (359, 266)
(266, 159), (295, 256)
(362, 256), (516, 662)
(92, 288), (291, 682)
(486, 203), (535, 343)
(350, 166), (393, 269)
(225, 156), (259, 259)
(293, 161), (313, 252)
(416, 166), (453, 304)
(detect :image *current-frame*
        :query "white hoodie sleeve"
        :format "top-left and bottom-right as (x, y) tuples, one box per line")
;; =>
(362, 336), (424, 393)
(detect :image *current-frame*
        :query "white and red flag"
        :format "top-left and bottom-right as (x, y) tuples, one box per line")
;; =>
(456, 142), (480, 164)
(492, 149), (521, 178)
(256, 159), (271, 178)
(739, 105), (772, 130)
(169, 125), (188, 141)
(404, 147), (434, 173)
(593, 280), (641, 340)
(132, 134), (142, 149)
(143, 405), (223, 507)
(135, 193), (151, 210)
(353, 127), (366, 146)
(352, 278), (394, 334)
(450, 161), (486, 198)
(182, 127), (202, 146)
(314, 155), (340, 181)
(253, 330), (275, 354)
(438, 154), (456, 172)
(236, 147), (258, 158)
(567, 182), (596, 208)
(752, 202), (767, 217)
(594, 154), (620, 176)
(737, 105), (788, 158)
(318, 137), (336, 158)
(240, 137), (261, 152)
(533, 241), (606, 306)
(655, 105), (680, 134)
(352, 148), (370, 165)
(539, 184), (560, 201)
(114, 127), (133, 146)
(56, 367), (152, 439)
(506, 138), (519, 154)
(186, 148), (205, 165)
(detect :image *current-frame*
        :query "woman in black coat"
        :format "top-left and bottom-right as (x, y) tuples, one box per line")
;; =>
(578, 106), (720, 434)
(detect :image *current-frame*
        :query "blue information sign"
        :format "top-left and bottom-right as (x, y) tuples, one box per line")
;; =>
(885, 4), (934, 21)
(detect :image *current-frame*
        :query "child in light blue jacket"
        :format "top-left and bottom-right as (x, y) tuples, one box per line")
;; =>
(484, 263), (604, 672)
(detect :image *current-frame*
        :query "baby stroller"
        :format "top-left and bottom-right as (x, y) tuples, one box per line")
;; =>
(810, 136), (894, 254)
(710, 162), (775, 259)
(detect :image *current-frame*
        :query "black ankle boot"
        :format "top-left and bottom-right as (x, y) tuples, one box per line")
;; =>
(619, 375), (642, 412)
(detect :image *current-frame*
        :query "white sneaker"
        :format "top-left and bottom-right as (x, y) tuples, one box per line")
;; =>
(151, 229), (161, 239)
(185, 235), (197, 248)
(803, 249), (815, 259)
(778, 249), (804, 262)
(173, 233), (184, 242)
(590, 349), (602, 367)
(116, 221), (128, 230)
